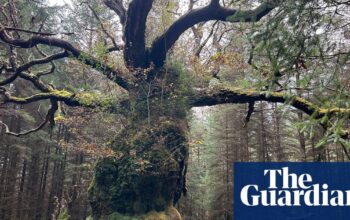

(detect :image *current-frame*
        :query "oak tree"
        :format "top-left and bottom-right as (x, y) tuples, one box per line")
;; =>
(1, 0), (350, 219)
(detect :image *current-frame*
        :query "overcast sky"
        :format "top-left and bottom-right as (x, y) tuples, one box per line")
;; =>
(47, 0), (71, 6)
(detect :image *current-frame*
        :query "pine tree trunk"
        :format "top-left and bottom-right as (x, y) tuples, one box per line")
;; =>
(258, 102), (269, 161)
(16, 159), (26, 220)
(273, 103), (284, 161)
(297, 112), (307, 161)
(0, 115), (19, 220)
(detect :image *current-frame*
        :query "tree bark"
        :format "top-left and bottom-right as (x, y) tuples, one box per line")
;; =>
(16, 159), (26, 220)
(88, 68), (188, 220)
(273, 103), (284, 161)
(258, 102), (268, 161)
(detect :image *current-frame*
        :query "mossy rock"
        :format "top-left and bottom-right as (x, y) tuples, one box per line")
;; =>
(88, 119), (188, 219)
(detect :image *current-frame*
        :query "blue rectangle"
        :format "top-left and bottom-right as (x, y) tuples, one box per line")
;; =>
(234, 162), (350, 220)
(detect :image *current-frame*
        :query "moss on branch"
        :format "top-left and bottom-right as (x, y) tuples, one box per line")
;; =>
(189, 86), (350, 119)
(2, 88), (118, 110)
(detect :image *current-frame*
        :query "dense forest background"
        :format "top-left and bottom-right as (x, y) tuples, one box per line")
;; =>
(1, 0), (350, 219)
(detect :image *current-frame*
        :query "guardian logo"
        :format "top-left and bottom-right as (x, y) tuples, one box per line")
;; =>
(234, 163), (350, 220)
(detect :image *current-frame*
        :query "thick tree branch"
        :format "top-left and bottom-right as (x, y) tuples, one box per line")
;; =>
(0, 86), (117, 110)
(103, 0), (127, 25)
(124, 0), (154, 68)
(149, 1), (275, 67)
(0, 26), (131, 90)
(189, 87), (350, 119)
(1, 68), (115, 110)
(12, 70), (121, 113)
(1, 89), (70, 105)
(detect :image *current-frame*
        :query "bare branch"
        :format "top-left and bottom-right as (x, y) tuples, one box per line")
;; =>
(36, 62), (55, 77)
(33, 46), (56, 77)
(0, 25), (84, 54)
(0, 26), (131, 90)
(188, 0), (199, 11)
(18, 50), (68, 72)
(0, 50), (68, 86)
(0, 100), (58, 137)
(0, 117), (47, 137)
(194, 21), (217, 57)
(4, 26), (74, 36)
(0, 46), (19, 86)
(244, 101), (255, 127)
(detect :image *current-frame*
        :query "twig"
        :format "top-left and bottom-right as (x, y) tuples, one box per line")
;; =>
(0, 100), (58, 137)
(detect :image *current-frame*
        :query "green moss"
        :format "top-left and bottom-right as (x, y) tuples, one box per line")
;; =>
(88, 66), (192, 219)
(94, 42), (108, 60)
(75, 92), (98, 106)
(78, 52), (92, 63)
(71, 92), (117, 109)
(54, 115), (66, 123)
(213, 85), (321, 113)
(318, 107), (350, 114)
(88, 118), (188, 219)
(51, 90), (73, 98)
(58, 208), (70, 220)
(127, 64), (194, 123)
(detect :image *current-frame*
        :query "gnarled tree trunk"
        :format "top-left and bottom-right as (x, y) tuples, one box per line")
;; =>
(88, 67), (189, 220)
